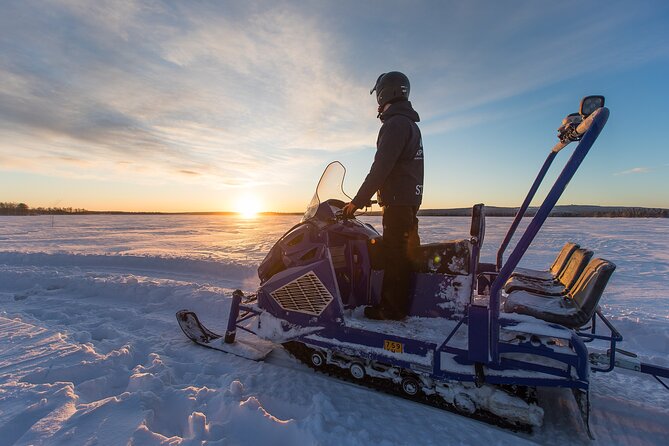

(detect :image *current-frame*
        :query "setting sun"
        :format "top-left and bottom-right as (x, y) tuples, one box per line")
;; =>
(235, 195), (263, 218)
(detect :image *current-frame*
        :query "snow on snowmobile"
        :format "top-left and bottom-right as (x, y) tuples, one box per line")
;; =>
(177, 96), (669, 435)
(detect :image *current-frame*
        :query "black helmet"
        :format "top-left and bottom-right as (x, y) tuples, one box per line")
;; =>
(370, 71), (410, 106)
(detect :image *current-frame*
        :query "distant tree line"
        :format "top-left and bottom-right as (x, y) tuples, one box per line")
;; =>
(548, 208), (669, 218)
(0, 202), (88, 215)
(2, 202), (666, 217)
(410, 205), (669, 218)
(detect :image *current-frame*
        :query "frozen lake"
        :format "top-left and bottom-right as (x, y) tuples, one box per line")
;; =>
(2, 213), (667, 320)
(1, 214), (667, 445)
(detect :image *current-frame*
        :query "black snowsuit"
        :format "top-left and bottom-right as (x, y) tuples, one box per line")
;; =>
(352, 100), (424, 317)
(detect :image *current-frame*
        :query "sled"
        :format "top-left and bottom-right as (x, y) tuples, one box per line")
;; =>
(177, 96), (669, 435)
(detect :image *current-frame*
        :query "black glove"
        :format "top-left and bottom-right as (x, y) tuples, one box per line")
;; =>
(342, 202), (358, 218)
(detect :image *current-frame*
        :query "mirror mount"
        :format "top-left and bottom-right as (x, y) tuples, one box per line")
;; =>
(556, 96), (606, 146)
(557, 112), (583, 145)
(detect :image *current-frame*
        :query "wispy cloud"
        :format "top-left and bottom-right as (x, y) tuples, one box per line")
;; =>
(411, 2), (669, 120)
(616, 167), (652, 175)
(0, 1), (375, 188)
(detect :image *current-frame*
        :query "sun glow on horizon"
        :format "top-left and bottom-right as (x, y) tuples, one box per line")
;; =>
(235, 195), (263, 218)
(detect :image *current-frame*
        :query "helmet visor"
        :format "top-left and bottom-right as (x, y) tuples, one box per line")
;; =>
(370, 73), (385, 95)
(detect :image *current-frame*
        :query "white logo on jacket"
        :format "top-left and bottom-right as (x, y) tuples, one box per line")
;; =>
(414, 138), (424, 160)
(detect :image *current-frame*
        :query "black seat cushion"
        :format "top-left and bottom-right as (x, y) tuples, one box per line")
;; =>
(504, 248), (593, 295)
(510, 242), (579, 282)
(412, 240), (471, 275)
(503, 259), (616, 329)
(570, 259), (616, 324)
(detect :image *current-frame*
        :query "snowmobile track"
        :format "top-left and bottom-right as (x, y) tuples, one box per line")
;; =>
(281, 341), (535, 433)
(176, 321), (535, 434)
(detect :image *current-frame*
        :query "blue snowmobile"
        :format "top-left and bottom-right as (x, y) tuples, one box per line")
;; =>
(177, 96), (669, 434)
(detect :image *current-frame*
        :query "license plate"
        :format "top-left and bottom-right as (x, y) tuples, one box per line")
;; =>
(384, 340), (403, 354)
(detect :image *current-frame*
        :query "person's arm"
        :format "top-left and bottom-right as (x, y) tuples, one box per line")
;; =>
(351, 118), (408, 208)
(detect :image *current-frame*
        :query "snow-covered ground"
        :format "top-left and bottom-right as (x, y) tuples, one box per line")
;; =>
(1, 215), (667, 445)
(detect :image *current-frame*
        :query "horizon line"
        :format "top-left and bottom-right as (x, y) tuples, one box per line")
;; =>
(3, 203), (668, 216)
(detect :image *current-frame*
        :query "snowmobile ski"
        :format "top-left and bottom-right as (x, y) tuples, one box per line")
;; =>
(176, 310), (274, 361)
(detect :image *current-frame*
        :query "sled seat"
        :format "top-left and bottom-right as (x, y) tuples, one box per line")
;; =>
(504, 248), (593, 295)
(503, 258), (616, 329)
(412, 239), (471, 276)
(411, 204), (484, 279)
(511, 242), (579, 282)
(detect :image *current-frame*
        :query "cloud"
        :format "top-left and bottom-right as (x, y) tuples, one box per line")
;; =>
(1, 0), (667, 193)
(0, 1), (376, 188)
(615, 167), (651, 175)
(394, 2), (669, 119)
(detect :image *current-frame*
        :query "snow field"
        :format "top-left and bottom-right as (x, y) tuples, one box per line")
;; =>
(1, 263), (533, 445)
(1, 215), (668, 445)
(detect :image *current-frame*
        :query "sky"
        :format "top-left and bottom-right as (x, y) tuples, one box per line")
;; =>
(1, 0), (668, 213)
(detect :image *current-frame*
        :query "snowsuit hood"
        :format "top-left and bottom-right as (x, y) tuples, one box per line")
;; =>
(380, 100), (420, 123)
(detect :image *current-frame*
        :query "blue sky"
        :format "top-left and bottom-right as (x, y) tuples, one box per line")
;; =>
(1, 0), (668, 212)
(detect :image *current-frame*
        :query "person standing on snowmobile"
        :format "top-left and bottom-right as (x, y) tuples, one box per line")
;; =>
(342, 71), (424, 320)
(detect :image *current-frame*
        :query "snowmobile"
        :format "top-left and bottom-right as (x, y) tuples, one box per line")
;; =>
(177, 96), (669, 435)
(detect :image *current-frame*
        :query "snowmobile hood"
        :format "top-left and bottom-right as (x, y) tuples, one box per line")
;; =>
(380, 100), (420, 123)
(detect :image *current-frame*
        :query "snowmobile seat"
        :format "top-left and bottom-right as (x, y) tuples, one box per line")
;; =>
(503, 258), (616, 329)
(504, 248), (593, 295)
(411, 204), (483, 277)
(411, 240), (471, 276)
(511, 242), (579, 282)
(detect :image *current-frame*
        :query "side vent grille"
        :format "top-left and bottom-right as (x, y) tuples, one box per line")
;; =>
(329, 246), (347, 269)
(270, 271), (334, 316)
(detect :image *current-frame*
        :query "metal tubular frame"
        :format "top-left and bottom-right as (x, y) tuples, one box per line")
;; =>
(577, 309), (623, 372)
(224, 291), (264, 343)
(487, 107), (610, 364)
(496, 151), (558, 269)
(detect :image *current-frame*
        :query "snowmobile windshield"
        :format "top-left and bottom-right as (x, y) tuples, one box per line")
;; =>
(302, 161), (351, 222)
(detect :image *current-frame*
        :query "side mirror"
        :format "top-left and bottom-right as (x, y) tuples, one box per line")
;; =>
(579, 95), (605, 117)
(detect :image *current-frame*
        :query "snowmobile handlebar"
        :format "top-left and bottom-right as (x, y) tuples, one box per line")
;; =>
(336, 200), (377, 220)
